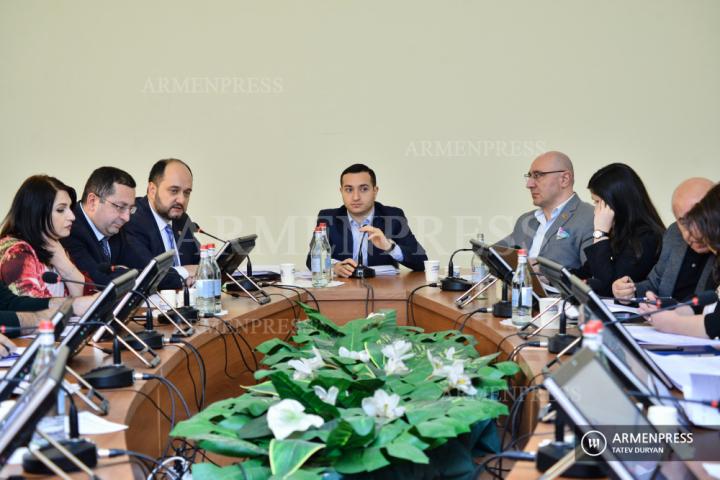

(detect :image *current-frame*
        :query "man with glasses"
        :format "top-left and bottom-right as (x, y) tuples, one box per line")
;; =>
(499, 151), (594, 269)
(124, 158), (200, 289)
(62, 167), (147, 286)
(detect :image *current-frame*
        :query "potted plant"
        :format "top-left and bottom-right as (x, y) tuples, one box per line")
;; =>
(171, 304), (519, 479)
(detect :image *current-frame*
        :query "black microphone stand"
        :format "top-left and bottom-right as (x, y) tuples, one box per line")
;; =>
(441, 248), (473, 292)
(350, 232), (376, 278)
(23, 385), (99, 477)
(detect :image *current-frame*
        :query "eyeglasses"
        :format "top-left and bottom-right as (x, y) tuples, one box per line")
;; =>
(101, 197), (137, 215)
(523, 170), (567, 180)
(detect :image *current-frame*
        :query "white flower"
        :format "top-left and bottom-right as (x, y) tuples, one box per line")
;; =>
(288, 347), (324, 380)
(361, 389), (405, 420)
(384, 357), (409, 376)
(338, 346), (370, 363)
(446, 362), (477, 396)
(443, 347), (456, 361)
(313, 385), (339, 406)
(266, 399), (324, 440)
(427, 351), (445, 376)
(381, 340), (413, 362)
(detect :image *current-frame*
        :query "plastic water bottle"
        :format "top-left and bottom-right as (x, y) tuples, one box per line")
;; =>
(582, 319), (604, 352)
(511, 249), (533, 326)
(207, 244), (223, 314)
(471, 233), (488, 283)
(30, 320), (56, 380)
(30, 320), (66, 443)
(310, 228), (329, 288)
(318, 223), (333, 283)
(195, 245), (214, 316)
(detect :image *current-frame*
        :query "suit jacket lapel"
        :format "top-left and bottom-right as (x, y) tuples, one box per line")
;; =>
(539, 194), (579, 252)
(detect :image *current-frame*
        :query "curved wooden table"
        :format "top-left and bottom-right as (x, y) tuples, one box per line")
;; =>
(0, 273), (589, 479)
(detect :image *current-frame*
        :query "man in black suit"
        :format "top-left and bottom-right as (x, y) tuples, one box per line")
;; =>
(306, 164), (427, 277)
(124, 158), (200, 289)
(61, 167), (147, 286)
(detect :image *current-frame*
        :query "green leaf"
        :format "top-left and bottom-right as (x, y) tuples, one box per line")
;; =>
(243, 380), (278, 396)
(217, 414), (251, 431)
(192, 462), (271, 480)
(196, 433), (269, 457)
(325, 420), (353, 450)
(408, 381), (444, 401)
(298, 303), (342, 336)
(363, 447), (391, 471)
(402, 359), (433, 385)
(282, 470), (323, 480)
(469, 352), (500, 368)
(171, 418), (236, 438)
(270, 372), (308, 402)
(269, 439), (324, 477)
(334, 450), (366, 474)
(386, 442), (430, 464)
(236, 415), (273, 439)
(494, 361), (521, 376)
(262, 349), (302, 366)
(415, 418), (457, 438)
(372, 420), (410, 447)
(448, 399), (508, 423)
(405, 402), (448, 425)
(346, 415), (374, 437)
(257, 338), (296, 355)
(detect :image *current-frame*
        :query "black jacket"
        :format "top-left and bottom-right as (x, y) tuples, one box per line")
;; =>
(305, 202), (427, 271)
(61, 204), (147, 287)
(123, 197), (201, 289)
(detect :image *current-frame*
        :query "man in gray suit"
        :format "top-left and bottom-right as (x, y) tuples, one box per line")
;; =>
(613, 177), (715, 301)
(499, 151), (594, 270)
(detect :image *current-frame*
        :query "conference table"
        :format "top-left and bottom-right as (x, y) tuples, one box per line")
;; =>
(1, 272), (713, 479)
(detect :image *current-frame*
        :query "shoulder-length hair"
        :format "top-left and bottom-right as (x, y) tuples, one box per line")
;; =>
(0, 175), (77, 265)
(587, 163), (665, 259)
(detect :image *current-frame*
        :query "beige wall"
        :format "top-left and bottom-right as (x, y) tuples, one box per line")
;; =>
(1, 0), (718, 267)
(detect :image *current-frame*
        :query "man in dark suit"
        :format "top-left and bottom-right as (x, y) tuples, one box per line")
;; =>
(124, 159), (200, 289)
(61, 167), (147, 287)
(498, 151), (594, 270)
(306, 164), (427, 277)
(613, 177), (716, 302)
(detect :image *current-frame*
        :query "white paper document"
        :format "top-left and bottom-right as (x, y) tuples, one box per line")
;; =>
(564, 299), (639, 319)
(0, 347), (26, 368)
(646, 352), (720, 392)
(625, 325), (720, 347)
(684, 372), (720, 428)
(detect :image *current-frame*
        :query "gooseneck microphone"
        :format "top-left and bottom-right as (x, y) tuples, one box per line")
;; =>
(350, 232), (376, 279)
(441, 248), (473, 292)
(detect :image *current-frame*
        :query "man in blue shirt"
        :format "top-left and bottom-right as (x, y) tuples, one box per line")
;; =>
(306, 164), (427, 277)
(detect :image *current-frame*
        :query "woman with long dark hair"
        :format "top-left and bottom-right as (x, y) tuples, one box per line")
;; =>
(574, 163), (665, 296)
(642, 183), (720, 338)
(0, 175), (85, 297)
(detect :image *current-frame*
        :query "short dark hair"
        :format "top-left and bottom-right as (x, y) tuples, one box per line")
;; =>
(340, 164), (376, 187)
(148, 158), (193, 184)
(1, 175), (77, 265)
(81, 167), (136, 202)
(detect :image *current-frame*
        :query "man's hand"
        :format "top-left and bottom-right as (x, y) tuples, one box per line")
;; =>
(0, 334), (17, 357)
(333, 259), (357, 278)
(71, 293), (100, 316)
(612, 276), (635, 300)
(185, 276), (196, 288)
(359, 226), (393, 252)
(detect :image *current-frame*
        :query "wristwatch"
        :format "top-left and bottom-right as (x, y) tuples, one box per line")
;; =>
(383, 241), (397, 253)
(592, 230), (609, 240)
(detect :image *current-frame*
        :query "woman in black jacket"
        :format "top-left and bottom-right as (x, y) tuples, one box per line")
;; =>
(574, 163), (665, 296)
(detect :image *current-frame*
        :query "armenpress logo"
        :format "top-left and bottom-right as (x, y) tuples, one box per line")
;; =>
(580, 430), (607, 457)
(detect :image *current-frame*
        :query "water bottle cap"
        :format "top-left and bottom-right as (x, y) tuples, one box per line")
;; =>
(208, 243), (215, 248)
(583, 319), (604, 335)
(38, 320), (54, 332)
(517, 249), (527, 256)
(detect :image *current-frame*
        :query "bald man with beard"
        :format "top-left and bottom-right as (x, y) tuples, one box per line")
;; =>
(613, 177), (716, 302)
(499, 151), (594, 270)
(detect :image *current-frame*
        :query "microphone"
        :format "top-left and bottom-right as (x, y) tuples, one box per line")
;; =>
(192, 222), (225, 243)
(626, 390), (720, 411)
(350, 232), (376, 279)
(604, 290), (718, 327)
(441, 248), (473, 292)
